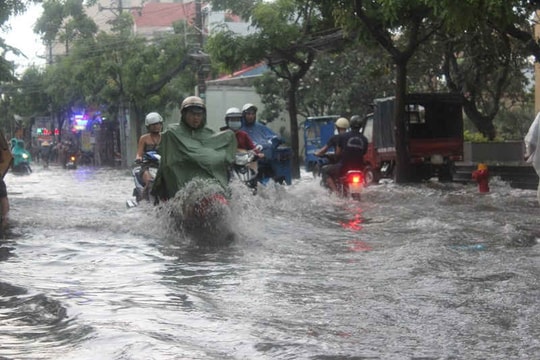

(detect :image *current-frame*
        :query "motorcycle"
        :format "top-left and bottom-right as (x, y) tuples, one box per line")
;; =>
(127, 151), (160, 208)
(257, 136), (292, 186)
(11, 139), (32, 175)
(170, 178), (235, 247)
(317, 154), (364, 201)
(12, 152), (32, 175)
(230, 150), (258, 194)
(143, 125), (238, 248)
(65, 154), (77, 169)
(337, 169), (364, 201)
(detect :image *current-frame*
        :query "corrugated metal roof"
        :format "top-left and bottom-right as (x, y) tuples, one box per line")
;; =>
(216, 63), (268, 80)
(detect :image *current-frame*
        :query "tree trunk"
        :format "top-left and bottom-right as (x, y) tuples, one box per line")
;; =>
(393, 60), (411, 183)
(287, 81), (301, 179)
(462, 101), (497, 140)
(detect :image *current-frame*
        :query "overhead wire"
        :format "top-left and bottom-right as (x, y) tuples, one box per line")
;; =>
(4, 1), (208, 92)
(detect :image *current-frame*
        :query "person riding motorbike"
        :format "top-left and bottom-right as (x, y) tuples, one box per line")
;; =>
(11, 139), (32, 174)
(151, 96), (237, 201)
(314, 116), (349, 182)
(240, 103), (279, 157)
(314, 117), (350, 159)
(136, 112), (163, 160)
(135, 112), (163, 197)
(318, 116), (368, 193)
(240, 103), (290, 183)
(223, 107), (264, 170)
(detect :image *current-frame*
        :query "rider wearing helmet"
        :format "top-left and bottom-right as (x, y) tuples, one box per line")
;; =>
(337, 115), (368, 175)
(224, 107), (243, 131)
(135, 112), (164, 199)
(180, 96), (206, 130)
(136, 112), (163, 161)
(349, 115), (365, 132)
(240, 103), (286, 182)
(224, 107), (264, 157)
(152, 96), (237, 200)
(314, 117), (350, 158)
(315, 116), (367, 193)
(240, 103), (279, 156)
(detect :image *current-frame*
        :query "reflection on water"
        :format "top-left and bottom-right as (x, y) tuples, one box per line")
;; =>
(0, 166), (539, 359)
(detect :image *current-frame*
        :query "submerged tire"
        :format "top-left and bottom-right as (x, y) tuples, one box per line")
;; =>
(363, 166), (378, 185)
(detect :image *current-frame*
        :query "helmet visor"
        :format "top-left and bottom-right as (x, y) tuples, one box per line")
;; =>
(186, 106), (205, 114)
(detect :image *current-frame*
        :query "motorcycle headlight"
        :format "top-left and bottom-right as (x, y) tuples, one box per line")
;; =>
(235, 153), (251, 166)
(22, 153), (29, 159)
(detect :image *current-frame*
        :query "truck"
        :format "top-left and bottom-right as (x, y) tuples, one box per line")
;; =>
(361, 93), (464, 184)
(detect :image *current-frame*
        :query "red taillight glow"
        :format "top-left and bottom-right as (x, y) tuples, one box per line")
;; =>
(347, 173), (364, 184)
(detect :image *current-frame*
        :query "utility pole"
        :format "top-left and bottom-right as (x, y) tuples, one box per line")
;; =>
(98, 0), (142, 168)
(194, 0), (209, 99)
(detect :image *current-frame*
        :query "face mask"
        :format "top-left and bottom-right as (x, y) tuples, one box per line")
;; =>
(228, 120), (242, 130)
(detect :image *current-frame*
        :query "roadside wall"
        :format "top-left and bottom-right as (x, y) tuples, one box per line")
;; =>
(205, 78), (303, 161)
(463, 141), (526, 165)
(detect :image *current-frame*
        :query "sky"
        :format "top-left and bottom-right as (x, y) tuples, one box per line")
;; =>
(1, 3), (45, 74)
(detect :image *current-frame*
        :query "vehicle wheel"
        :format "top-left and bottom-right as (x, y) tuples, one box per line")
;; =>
(363, 166), (378, 185)
(438, 165), (454, 182)
(312, 162), (321, 178)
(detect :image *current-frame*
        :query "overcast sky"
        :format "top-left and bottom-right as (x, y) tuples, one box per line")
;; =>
(2, 3), (45, 74)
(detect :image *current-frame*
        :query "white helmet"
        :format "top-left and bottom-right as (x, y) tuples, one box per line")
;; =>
(225, 107), (242, 119)
(225, 107), (243, 130)
(335, 117), (350, 129)
(145, 112), (163, 126)
(242, 103), (258, 113)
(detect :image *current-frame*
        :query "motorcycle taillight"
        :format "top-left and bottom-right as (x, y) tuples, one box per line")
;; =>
(347, 172), (364, 184)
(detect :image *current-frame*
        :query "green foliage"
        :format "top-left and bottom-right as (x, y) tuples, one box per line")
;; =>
(11, 66), (50, 117)
(493, 104), (535, 141)
(205, 30), (245, 74)
(35, 0), (97, 44)
(1, 0), (37, 80)
(254, 43), (395, 120)
(463, 130), (491, 143)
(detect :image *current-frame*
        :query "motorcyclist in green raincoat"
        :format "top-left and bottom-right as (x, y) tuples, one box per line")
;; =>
(11, 138), (32, 168)
(151, 96), (237, 200)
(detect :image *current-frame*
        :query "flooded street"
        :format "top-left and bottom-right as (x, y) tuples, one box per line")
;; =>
(1, 164), (539, 359)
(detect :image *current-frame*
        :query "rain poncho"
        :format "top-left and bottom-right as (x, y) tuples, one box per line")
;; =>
(524, 112), (540, 204)
(240, 121), (279, 159)
(151, 120), (237, 200)
(11, 139), (31, 167)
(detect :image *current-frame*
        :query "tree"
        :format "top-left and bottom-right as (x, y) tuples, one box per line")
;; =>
(254, 44), (394, 121)
(325, 0), (443, 182)
(207, 0), (348, 179)
(34, 0), (98, 61)
(0, 0), (40, 81)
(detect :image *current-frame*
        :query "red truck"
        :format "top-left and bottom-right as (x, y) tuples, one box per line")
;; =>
(361, 93), (464, 184)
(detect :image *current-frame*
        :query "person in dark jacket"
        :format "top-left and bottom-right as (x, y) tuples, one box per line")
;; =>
(319, 116), (368, 193)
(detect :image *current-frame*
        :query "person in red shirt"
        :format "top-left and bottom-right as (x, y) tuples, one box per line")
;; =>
(223, 108), (264, 155)
(223, 107), (264, 171)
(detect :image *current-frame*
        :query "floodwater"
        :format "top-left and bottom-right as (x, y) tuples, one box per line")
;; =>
(0, 164), (538, 360)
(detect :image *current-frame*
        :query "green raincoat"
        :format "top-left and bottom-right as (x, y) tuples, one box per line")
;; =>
(152, 119), (237, 200)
